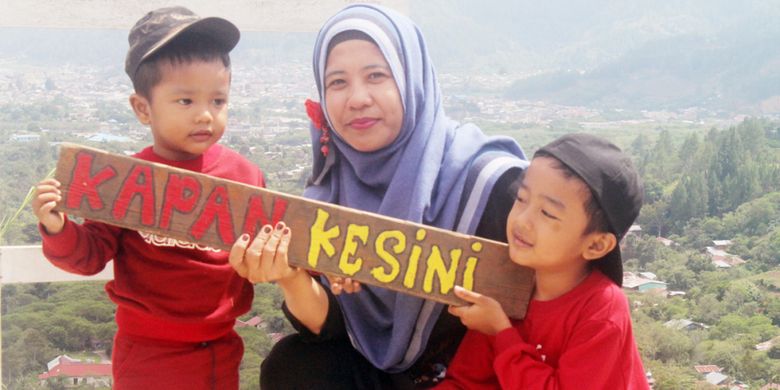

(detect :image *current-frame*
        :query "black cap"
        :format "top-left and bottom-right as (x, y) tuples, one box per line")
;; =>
(536, 133), (643, 286)
(125, 6), (240, 84)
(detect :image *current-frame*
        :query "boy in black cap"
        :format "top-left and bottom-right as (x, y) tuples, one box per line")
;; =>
(32, 7), (265, 389)
(438, 133), (650, 389)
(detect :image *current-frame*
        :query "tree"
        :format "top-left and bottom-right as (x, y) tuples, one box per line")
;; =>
(689, 293), (723, 325)
(639, 197), (670, 237)
(709, 314), (776, 343)
(643, 360), (697, 390)
(3, 328), (58, 384)
(769, 345), (780, 360)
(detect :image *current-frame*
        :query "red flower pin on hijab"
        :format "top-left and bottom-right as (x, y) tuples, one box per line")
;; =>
(305, 99), (331, 157)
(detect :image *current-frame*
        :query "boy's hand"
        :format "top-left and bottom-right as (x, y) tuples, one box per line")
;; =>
(229, 221), (299, 284)
(31, 178), (65, 235)
(448, 286), (512, 335)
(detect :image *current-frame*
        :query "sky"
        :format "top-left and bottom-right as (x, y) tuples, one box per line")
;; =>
(0, 0), (409, 31)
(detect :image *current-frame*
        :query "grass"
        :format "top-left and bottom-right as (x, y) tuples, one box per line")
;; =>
(0, 167), (55, 242)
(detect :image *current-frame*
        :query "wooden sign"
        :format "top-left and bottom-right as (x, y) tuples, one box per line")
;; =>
(54, 144), (534, 318)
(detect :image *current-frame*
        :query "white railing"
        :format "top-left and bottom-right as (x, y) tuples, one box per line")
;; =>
(0, 245), (113, 284)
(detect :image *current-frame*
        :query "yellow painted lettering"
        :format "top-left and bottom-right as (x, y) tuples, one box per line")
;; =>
(423, 247), (461, 294)
(307, 208), (340, 268)
(338, 224), (369, 276)
(371, 230), (405, 283)
(462, 242), (483, 291)
(403, 229), (427, 288)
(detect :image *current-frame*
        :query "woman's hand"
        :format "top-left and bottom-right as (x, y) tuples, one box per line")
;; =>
(448, 286), (512, 336)
(229, 221), (298, 283)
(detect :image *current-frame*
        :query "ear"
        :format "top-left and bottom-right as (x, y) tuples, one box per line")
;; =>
(129, 93), (151, 126)
(583, 232), (617, 261)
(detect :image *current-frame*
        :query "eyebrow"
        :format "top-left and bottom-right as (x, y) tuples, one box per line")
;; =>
(324, 64), (391, 80)
(519, 182), (567, 211)
(169, 87), (228, 95)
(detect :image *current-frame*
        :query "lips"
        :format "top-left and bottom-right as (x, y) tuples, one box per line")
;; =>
(511, 232), (533, 249)
(190, 130), (213, 141)
(348, 117), (379, 130)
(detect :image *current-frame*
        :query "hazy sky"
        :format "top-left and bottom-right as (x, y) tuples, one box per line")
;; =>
(0, 0), (409, 31)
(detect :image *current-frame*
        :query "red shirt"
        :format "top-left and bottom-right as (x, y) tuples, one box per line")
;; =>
(41, 144), (265, 342)
(436, 271), (650, 390)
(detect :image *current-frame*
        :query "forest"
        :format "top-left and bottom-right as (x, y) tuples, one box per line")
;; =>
(1, 118), (779, 388)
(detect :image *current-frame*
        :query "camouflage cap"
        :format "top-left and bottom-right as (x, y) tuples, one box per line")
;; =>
(125, 6), (239, 83)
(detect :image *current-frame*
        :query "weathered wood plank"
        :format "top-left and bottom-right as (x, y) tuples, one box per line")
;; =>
(54, 143), (534, 318)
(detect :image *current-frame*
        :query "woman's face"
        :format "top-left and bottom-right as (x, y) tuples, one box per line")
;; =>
(323, 39), (403, 153)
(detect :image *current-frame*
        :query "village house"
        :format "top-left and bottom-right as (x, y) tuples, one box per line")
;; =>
(706, 246), (746, 268)
(656, 236), (675, 247)
(235, 316), (287, 343)
(705, 239), (746, 268)
(622, 272), (668, 294)
(712, 240), (733, 250)
(626, 224), (642, 237)
(694, 365), (729, 387)
(38, 355), (112, 388)
(755, 335), (780, 352)
(235, 315), (267, 330)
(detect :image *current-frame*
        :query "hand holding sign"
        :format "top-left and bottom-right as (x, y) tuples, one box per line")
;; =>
(229, 222), (297, 284)
(448, 286), (512, 336)
(31, 178), (66, 235)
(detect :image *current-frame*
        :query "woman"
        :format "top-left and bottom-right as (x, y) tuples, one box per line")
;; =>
(230, 4), (527, 388)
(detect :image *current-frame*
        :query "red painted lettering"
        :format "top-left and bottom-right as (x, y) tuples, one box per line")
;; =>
(159, 173), (202, 230)
(190, 185), (235, 244)
(112, 165), (156, 226)
(242, 196), (289, 236)
(65, 152), (117, 210)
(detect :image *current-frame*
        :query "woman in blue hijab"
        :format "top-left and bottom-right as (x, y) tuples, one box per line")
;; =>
(231, 3), (527, 388)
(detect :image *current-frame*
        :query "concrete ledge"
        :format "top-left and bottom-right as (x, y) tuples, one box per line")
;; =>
(0, 245), (113, 284)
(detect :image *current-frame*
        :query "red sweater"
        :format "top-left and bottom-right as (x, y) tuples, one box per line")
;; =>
(436, 271), (650, 390)
(41, 144), (265, 342)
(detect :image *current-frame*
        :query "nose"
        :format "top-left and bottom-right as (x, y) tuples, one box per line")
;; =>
(510, 202), (533, 233)
(347, 83), (373, 110)
(195, 105), (213, 124)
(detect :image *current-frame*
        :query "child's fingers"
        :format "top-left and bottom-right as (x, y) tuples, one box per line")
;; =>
(453, 285), (483, 303)
(331, 281), (343, 295)
(228, 233), (251, 278)
(448, 304), (467, 318)
(32, 188), (61, 209)
(38, 178), (61, 187)
(35, 181), (62, 196)
(342, 278), (361, 294)
(38, 200), (59, 216)
(36, 192), (61, 205)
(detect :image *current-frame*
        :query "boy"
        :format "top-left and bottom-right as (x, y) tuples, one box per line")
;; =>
(31, 7), (264, 389)
(437, 133), (650, 389)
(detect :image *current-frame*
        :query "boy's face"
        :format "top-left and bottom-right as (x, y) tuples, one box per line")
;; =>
(506, 156), (601, 275)
(131, 60), (230, 161)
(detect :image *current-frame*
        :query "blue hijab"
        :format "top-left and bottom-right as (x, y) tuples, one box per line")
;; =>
(303, 4), (527, 372)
